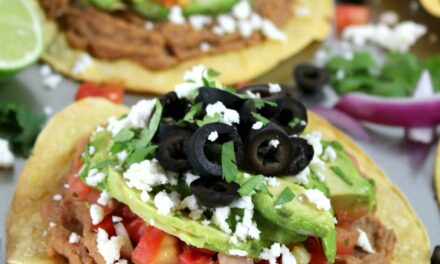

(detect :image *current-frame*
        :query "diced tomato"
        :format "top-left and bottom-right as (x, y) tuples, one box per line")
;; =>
(93, 215), (116, 237)
(132, 226), (181, 264)
(179, 248), (215, 264)
(335, 4), (370, 33)
(114, 204), (139, 225)
(66, 176), (99, 201)
(305, 237), (329, 264)
(182, 245), (216, 257)
(335, 207), (369, 225)
(336, 226), (359, 256)
(75, 82), (124, 104)
(125, 217), (149, 245)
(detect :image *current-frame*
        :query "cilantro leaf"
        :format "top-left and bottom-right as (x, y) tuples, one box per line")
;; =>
(221, 141), (237, 183)
(181, 102), (203, 124)
(113, 128), (134, 142)
(0, 102), (45, 157)
(196, 113), (222, 127)
(288, 117), (301, 128)
(134, 101), (163, 148)
(251, 112), (270, 126)
(126, 145), (157, 166)
(274, 187), (295, 206)
(207, 68), (220, 78)
(91, 159), (118, 170)
(238, 175), (266, 196)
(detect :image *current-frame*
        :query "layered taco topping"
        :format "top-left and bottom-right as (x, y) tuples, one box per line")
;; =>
(39, 0), (292, 71)
(42, 66), (396, 263)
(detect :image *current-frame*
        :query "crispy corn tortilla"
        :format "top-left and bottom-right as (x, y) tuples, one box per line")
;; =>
(7, 98), (430, 263)
(435, 141), (440, 206)
(421, 0), (440, 17)
(32, 0), (333, 94)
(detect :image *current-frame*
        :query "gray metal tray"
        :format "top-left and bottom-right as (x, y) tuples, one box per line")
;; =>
(1, 0), (439, 261)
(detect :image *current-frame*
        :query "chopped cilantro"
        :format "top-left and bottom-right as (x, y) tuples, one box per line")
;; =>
(207, 68), (220, 78)
(274, 187), (295, 206)
(181, 102), (203, 124)
(238, 175), (267, 196)
(221, 141), (237, 183)
(91, 160), (118, 170)
(113, 128), (134, 142)
(251, 112), (270, 126)
(126, 145), (157, 166)
(196, 113), (222, 127)
(330, 166), (353, 186)
(288, 117), (302, 128)
(133, 101), (163, 148)
(0, 102), (45, 157)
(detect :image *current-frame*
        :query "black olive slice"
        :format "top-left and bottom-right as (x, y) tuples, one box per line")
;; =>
(155, 121), (196, 142)
(238, 84), (287, 102)
(160, 92), (191, 121)
(187, 122), (243, 177)
(432, 245), (440, 264)
(245, 124), (292, 176)
(287, 137), (314, 175)
(190, 178), (239, 207)
(198, 87), (245, 110)
(271, 98), (308, 135)
(294, 64), (329, 94)
(155, 128), (193, 172)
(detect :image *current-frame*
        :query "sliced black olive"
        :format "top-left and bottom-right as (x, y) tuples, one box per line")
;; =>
(294, 64), (329, 94)
(197, 87), (245, 110)
(191, 178), (239, 207)
(160, 92), (191, 121)
(238, 84), (287, 102)
(271, 98), (308, 135)
(432, 246), (440, 264)
(245, 123), (292, 176)
(155, 128), (193, 172)
(187, 122), (243, 177)
(155, 121), (196, 142)
(287, 137), (314, 175)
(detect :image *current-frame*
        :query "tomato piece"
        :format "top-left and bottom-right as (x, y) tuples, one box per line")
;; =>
(183, 245), (216, 257)
(75, 82), (124, 104)
(179, 249), (215, 264)
(114, 204), (139, 225)
(93, 215), (116, 237)
(66, 176), (99, 200)
(335, 207), (369, 225)
(305, 238), (329, 264)
(335, 4), (370, 33)
(336, 226), (359, 256)
(125, 217), (149, 245)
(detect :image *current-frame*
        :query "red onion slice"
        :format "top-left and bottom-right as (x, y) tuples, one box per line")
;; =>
(310, 106), (370, 141)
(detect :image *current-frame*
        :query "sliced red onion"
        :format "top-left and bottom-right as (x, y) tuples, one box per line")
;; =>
(310, 106), (370, 141)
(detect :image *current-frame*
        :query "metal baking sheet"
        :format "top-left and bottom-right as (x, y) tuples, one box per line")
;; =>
(1, 0), (439, 262)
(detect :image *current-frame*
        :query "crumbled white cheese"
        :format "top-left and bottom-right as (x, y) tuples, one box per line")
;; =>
(43, 106), (53, 116)
(206, 101), (240, 126)
(243, 172), (251, 179)
(154, 191), (180, 215)
(53, 194), (62, 201)
(88, 146), (96, 155)
(238, 19), (254, 38)
(0, 139), (14, 168)
(90, 204), (105, 225)
(124, 159), (169, 192)
(268, 139), (280, 148)
(208, 131), (219, 142)
(127, 99), (157, 128)
(112, 216), (123, 223)
(180, 195), (203, 220)
(117, 150), (128, 163)
(336, 70), (345, 80)
(49, 222), (56, 228)
(322, 146), (337, 162)
(246, 90), (261, 99)
(217, 14), (237, 34)
(343, 21), (427, 52)
(71, 53), (93, 75)
(230, 196), (260, 241)
(229, 249), (248, 257)
(252, 121), (264, 130)
(43, 74), (62, 90)
(64, 184), (70, 189)
(199, 42), (211, 52)
(379, 11), (399, 25)
(232, 0), (252, 20)
(40, 64), (52, 76)
(86, 168), (106, 187)
(295, 6), (311, 16)
(144, 21), (154, 30)
(265, 177), (279, 187)
(97, 191), (112, 206)
(261, 19), (288, 42)
(213, 207), (231, 233)
(356, 228), (376, 253)
(289, 166), (310, 185)
(229, 235), (239, 245)
(175, 65), (208, 99)
(259, 243), (296, 264)
(268, 83), (282, 93)
(184, 171), (200, 186)
(168, 5), (185, 24)
(69, 232), (80, 244)
(303, 131), (323, 156)
(140, 190), (151, 202)
(189, 15), (212, 30)
(96, 228), (125, 264)
(202, 220), (211, 226)
(304, 189), (331, 211)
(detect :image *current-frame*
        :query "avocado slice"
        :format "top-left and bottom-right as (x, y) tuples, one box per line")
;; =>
(253, 179), (335, 238)
(131, 0), (245, 20)
(255, 212), (307, 245)
(107, 169), (266, 258)
(319, 141), (376, 213)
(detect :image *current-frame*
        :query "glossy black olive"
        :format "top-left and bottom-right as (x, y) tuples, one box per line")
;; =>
(160, 92), (191, 121)
(198, 87), (245, 110)
(245, 124), (292, 176)
(155, 128), (193, 172)
(191, 178), (239, 207)
(238, 84), (287, 102)
(271, 98), (308, 135)
(155, 121), (196, 142)
(187, 122), (243, 177)
(432, 246), (440, 264)
(287, 137), (314, 175)
(294, 64), (329, 94)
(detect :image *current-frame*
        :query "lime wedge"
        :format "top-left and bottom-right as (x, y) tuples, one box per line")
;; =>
(0, 0), (43, 77)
